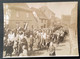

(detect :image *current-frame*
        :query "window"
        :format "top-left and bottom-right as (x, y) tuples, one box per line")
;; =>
(41, 20), (43, 23)
(26, 13), (29, 17)
(16, 12), (19, 17)
(33, 11), (37, 17)
(6, 14), (9, 19)
(5, 14), (9, 24)
(44, 24), (46, 28)
(41, 26), (43, 29)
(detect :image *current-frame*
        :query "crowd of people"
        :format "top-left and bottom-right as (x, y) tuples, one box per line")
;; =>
(3, 23), (69, 57)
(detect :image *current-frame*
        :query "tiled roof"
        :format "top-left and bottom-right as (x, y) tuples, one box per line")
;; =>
(39, 6), (55, 15)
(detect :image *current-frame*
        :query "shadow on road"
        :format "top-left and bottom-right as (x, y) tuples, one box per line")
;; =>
(28, 51), (44, 56)
(27, 48), (47, 56)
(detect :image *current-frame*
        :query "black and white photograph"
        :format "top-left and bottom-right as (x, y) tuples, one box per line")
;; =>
(3, 2), (79, 58)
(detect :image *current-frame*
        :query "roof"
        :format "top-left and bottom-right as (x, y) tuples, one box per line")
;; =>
(31, 7), (48, 20)
(7, 3), (32, 12)
(39, 6), (55, 15)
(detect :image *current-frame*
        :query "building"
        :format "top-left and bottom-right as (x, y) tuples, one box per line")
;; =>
(5, 3), (39, 30)
(39, 6), (55, 28)
(71, 4), (78, 33)
(54, 17), (61, 25)
(4, 3), (59, 30)
(61, 15), (71, 27)
(31, 7), (48, 29)
(3, 4), (10, 28)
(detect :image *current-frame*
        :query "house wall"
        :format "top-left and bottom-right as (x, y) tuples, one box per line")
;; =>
(71, 4), (78, 35)
(61, 15), (71, 27)
(8, 8), (38, 30)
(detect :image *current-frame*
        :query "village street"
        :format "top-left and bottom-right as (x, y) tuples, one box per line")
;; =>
(3, 3), (78, 58)
(27, 28), (78, 56)
(3, 28), (79, 57)
(28, 37), (71, 56)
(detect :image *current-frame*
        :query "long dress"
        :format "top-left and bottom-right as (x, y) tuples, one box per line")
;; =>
(49, 42), (56, 56)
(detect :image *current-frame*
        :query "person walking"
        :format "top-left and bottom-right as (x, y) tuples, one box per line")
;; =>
(48, 41), (56, 56)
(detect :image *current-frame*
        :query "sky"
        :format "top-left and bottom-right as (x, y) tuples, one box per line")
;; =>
(27, 2), (78, 19)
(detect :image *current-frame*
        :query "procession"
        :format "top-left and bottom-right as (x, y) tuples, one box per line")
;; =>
(3, 3), (79, 57)
(3, 23), (69, 57)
